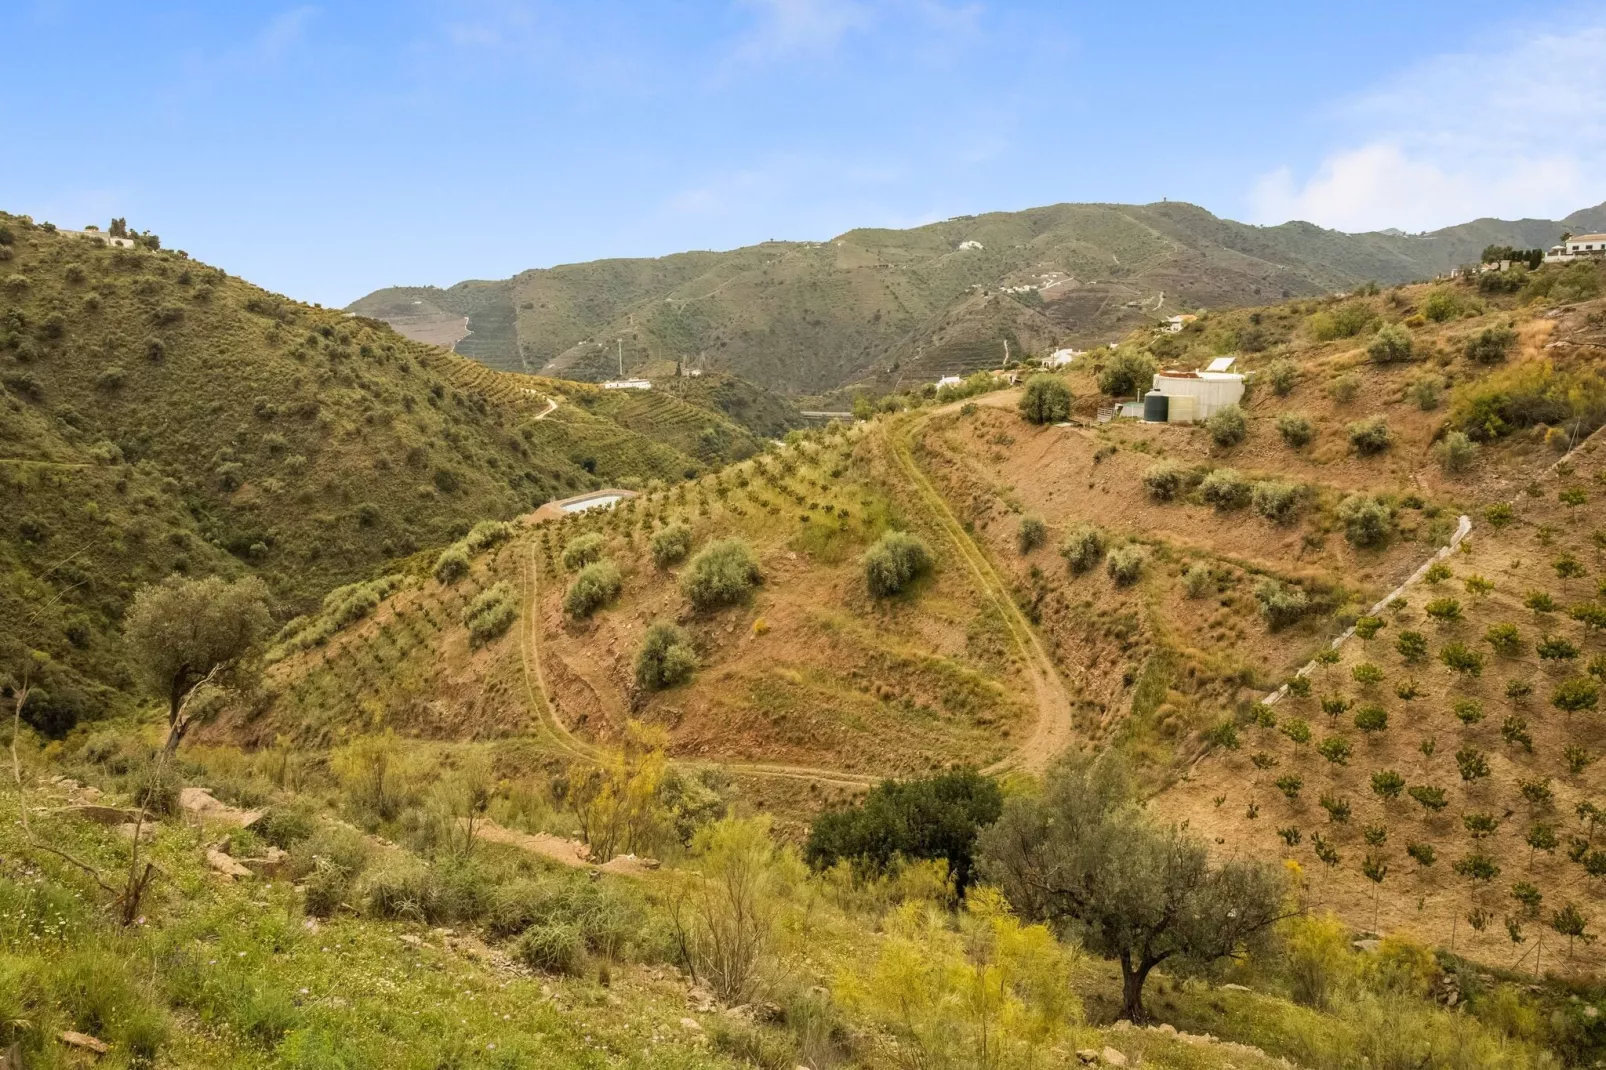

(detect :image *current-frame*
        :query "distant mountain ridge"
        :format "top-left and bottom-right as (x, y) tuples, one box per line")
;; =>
(350, 199), (1606, 396)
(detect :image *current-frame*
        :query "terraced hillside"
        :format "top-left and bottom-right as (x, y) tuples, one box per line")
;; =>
(248, 422), (1043, 785)
(351, 198), (1606, 395)
(0, 212), (769, 731)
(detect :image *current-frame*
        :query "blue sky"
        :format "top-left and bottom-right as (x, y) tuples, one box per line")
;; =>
(4, 1), (1603, 306)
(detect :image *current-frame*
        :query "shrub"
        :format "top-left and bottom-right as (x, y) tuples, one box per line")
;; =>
(562, 533), (606, 570)
(564, 561), (622, 618)
(1422, 289), (1465, 323)
(1060, 525), (1106, 573)
(1338, 494), (1391, 547)
(1553, 677), (1599, 715)
(433, 545), (470, 585)
(1484, 622), (1522, 655)
(1205, 404), (1247, 447)
(1465, 326), (1516, 364)
(804, 768), (1002, 891)
(464, 520), (514, 552)
(1408, 373), (1445, 411)
(1317, 736), (1352, 765)
(863, 531), (934, 597)
(1016, 514), (1047, 554)
(1097, 349), (1156, 397)
(1327, 373), (1361, 404)
(1347, 417), (1393, 455)
(514, 922), (585, 975)
(1366, 323), (1414, 363)
(650, 524), (692, 568)
(1371, 770), (1405, 799)
(681, 538), (761, 609)
(1353, 706), (1388, 734)
(1106, 544), (1146, 586)
(1255, 579), (1309, 629)
(1439, 642), (1483, 676)
(1018, 375), (1072, 424)
(1264, 359), (1298, 396)
(1280, 718), (1312, 745)
(1309, 301), (1376, 341)
(1181, 562), (1212, 597)
(1251, 480), (1300, 524)
(1408, 785), (1448, 812)
(1537, 634), (1578, 660)
(1200, 468), (1251, 509)
(1276, 413), (1314, 447)
(635, 622), (697, 690)
(1142, 461), (1185, 501)
(1424, 597), (1462, 623)
(462, 582), (517, 646)
(1435, 431), (1478, 473)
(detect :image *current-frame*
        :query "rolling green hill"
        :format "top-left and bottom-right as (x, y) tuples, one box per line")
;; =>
(350, 199), (1606, 396)
(0, 211), (767, 730)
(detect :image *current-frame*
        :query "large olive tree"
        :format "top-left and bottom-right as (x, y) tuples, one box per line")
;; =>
(124, 574), (272, 755)
(979, 755), (1287, 1021)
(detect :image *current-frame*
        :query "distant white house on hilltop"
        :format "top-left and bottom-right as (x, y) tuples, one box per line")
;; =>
(1545, 234), (1606, 263)
(601, 379), (652, 390)
(1161, 314), (1198, 334)
(60, 228), (136, 249)
(936, 375), (963, 388)
(1047, 348), (1084, 368)
(957, 240), (984, 251)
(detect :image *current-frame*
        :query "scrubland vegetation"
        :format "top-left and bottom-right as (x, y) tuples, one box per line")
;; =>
(6, 217), (1606, 1068)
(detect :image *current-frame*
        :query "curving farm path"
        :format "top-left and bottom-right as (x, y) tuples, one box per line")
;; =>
(513, 400), (1077, 787)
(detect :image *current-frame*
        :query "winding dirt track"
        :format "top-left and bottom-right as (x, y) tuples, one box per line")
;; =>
(514, 404), (1076, 786)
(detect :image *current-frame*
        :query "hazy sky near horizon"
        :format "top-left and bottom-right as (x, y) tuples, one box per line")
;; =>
(4, 1), (1604, 306)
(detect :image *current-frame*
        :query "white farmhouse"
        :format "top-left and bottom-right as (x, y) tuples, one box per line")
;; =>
(1545, 234), (1606, 263)
(1145, 356), (1244, 422)
(601, 379), (652, 390)
(936, 375), (963, 388)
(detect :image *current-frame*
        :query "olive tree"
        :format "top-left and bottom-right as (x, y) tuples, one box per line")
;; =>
(124, 575), (272, 755)
(1019, 375), (1072, 424)
(979, 755), (1286, 1021)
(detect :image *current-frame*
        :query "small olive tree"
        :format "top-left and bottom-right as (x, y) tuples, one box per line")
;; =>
(1019, 375), (1072, 424)
(980, 755), (1286, 1021)
(124, 575), (272, 755)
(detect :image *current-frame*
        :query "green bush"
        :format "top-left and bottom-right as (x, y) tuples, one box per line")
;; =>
(1252, 480), (1301, 524)
(562, 533), (606, 570)
(1347, 416), (1393, 455)
(804, 768), (1002, 892)
(1464, 326), (1516, 364)
(1181, 562), (1212, 597)
(1059, 524), (1106, 573)
(462, 582), (517, 646)
(1422, 289), (1466, 323)
(1200, 468), (1251, 510)
(1408, 372), (1445, 411)
(1255, 579), (1310, 629)
(1263, 359), (1298, 396)
(564, 561), (622, 618)
(1018, 375), (1072, 424)
(433, 545), (470, 585)
(680, 538), (761, 609)
(1142, 460), (1185, 501)
(1366, 323), (1414, 362)
(514, 922), (585, 975)
(1277, 413), (1314, 448)
(1097, 349), (1156, 397)
(635, 621), (698, 690)
(649, 524), (692, 568)
(1016, 514), (1047, 554)
(1205, 404), (1247, 447)
(1107, 543), (1146, 585)
(1309, 301), (1376, 340)
(863, 531), (934, 597)
(1436, 431), (1478, 474)
(1327, 373), (1361, 404)
(1338, 494), (1391, 547)
(464, 520), (514, 552)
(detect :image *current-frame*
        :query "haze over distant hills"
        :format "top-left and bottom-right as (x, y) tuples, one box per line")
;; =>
(350, 198), (1606, 396)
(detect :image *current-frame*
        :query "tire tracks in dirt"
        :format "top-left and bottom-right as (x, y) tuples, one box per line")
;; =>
(883, 415), (1076, 775)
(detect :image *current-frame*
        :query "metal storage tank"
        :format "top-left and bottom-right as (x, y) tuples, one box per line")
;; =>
(1143, 391), (1169, 422)
(1167, 394), (1199, 423)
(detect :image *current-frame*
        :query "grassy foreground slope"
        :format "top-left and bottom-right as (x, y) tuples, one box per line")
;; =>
(0, 212), (767, 729)
(352, 199), (1606, 395)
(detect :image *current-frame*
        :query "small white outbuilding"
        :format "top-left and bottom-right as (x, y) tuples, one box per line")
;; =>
(1146, 356), (1244, 422)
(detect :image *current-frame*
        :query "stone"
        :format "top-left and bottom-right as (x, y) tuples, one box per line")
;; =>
(1076, 1050), (1100, 1064)
(1351, 938), (1381, 953)
(206, 848), (252, 879)
(680, 1017), (702, 1032)
(59, 1031), (109, 1054)
(239, 846), (288, 878)
(1221, 983), (1250, 992)
(180, 787), (263, 827)
(62, 803), (139, 826)
(1101, 1047), (1128, 1067)
(117, 822), (156, 842)
(1155, 1023), (1177, 1035)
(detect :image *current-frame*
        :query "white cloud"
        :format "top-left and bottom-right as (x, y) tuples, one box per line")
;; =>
(730, 0), (875, 60)
(1251, 19), (1606, 231)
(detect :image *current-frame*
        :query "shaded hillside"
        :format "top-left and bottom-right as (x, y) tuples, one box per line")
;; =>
(0, 212), (767, 728)
(351, 199), (1606, 395)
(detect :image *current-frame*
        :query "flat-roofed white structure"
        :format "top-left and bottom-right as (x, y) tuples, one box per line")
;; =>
(1148, 356), (1244, 421)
